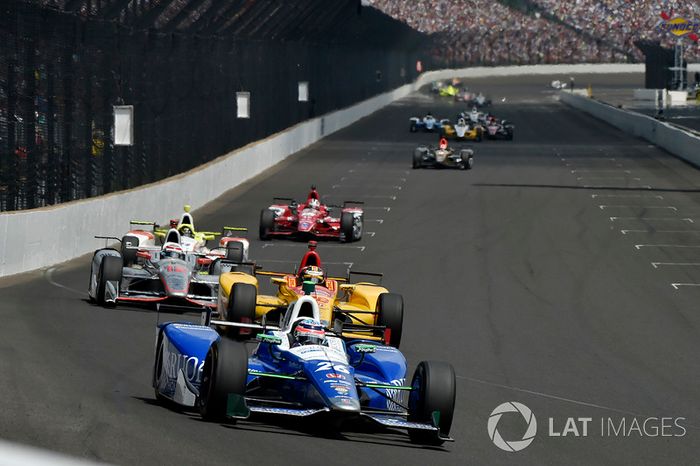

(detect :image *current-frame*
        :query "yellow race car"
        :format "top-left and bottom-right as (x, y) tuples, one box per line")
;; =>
(216, 242), (404, 347)
(440, 118), (483, 141)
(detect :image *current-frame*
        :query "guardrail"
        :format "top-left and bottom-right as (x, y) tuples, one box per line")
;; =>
(0, 63), (644, 278)
(559, 91), (700, 168)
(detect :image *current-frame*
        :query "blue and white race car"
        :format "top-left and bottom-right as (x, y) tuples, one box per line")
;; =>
(152, 294), (456, 445)
(409, 113), (448, 133)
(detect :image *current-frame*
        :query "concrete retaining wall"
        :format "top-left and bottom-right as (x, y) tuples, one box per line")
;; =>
(0, 63), (643, 277)
(560, 91), (700, 167)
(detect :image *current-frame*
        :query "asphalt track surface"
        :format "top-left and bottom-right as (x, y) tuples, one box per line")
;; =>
(1, 73), (699, 465)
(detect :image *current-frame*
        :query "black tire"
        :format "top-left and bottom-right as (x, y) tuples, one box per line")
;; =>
(476, 129), (482, 142)
(225, 241), (245, 263)
(412, 149), (423, 169)
(96, 255), (122, 306)
(377, 293), (403, 348)
(152, 330), (169, 403)
(259, 209), (275, 240)
(340, 212), (354, 243)
(227, 283), (257, 339)
(460, 151), (474, 170)
(409, 122), (417, 133)
(121, 235), (139, 267)
(198, 338), (248, 422)
(408, 361), (456, 446)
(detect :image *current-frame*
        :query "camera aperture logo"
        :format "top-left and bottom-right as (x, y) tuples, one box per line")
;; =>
(488, 402), (537, 452)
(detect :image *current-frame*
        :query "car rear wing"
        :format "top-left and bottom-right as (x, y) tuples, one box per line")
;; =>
(346, 270), (383, 285)
(221, 226), (248, 237)
(129, 220), (157, 232)
(272, 197), (295, 205)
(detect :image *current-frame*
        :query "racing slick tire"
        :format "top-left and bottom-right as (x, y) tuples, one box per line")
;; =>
(476, 129), (483, 142)
(377, 293), (403, 348)
(225, 241), (245, 263)
(340, 212), (355, 243)
(259, 209), (275, 240)
(227, 283), (257, 339)
(460, 150), (474, 170)
(408, 361), (456, 446)
(120, 235), (139, 267)
(198, 338), (248, 422)
(152, 330), (170, 404)
(412, 149), (424, 169)
(97, 255), (122, 306)
(409, 122), (417, 133)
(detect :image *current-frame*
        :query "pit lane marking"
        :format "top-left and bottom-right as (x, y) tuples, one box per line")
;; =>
(634, 244), (700, 250)
(609, 217), (693, 222)
(573, 169), (631, 174)
(599, 205), (677, 211)
(591, 194), (663, 199)
(671, 283), (700, 290)
(652, 262), (700, 268)
(262, 243), (366, 252)
(365, 219), (384, 224)
(622, 230), (700, 235)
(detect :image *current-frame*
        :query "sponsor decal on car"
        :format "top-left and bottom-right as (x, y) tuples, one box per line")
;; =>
(326, 373), (343, 379)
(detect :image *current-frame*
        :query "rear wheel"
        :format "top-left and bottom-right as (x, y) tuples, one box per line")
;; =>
(198, 338), (248, 422)
(152, 330), (169, 403)
(412, 149), (423, 169)
(340, 212), (354, 243)
(259, 209), (275, 240)
(121, 235), (139, 267)
(97, 255), (122, 306)
(227, 283), (257, 339)
(460, 151), (474, 170)
(225, 241), (244, 263)
(409, 122), (417, 133)
(377, 293), (403, 348)
(408, 361), (456, 445)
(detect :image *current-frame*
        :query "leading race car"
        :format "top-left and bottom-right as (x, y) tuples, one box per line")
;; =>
(413, 137), (474, 170)
(152, 295), (456, 446)
(259, 186), (363, 243)
(88, 228), (237, 309)
(217, 241), (404, 347)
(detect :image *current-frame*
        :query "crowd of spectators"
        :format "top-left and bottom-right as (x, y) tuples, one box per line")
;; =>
(369, 0), (700, 66)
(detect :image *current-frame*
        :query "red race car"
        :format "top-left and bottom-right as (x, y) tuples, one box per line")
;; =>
(259, 186), (364, 242)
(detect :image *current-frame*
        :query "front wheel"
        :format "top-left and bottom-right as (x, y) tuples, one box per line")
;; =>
(259, 209), (275, 240)
(408, 361), (456, 446)
(198, 338), (248, 422)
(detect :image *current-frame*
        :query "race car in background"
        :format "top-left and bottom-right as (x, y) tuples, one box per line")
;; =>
(440, 117), (483, 142)
(152, 295), (456, 446)
(413, 138), (474, 170)
(217, 241), (404, 347)
(409, 113), (443, 133)
(259, 186), (363, 243)
(484, 118), (515, 140)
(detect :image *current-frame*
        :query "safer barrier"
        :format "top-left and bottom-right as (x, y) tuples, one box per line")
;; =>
(0, 63), (643, 277)
(559, 91), (700, 167)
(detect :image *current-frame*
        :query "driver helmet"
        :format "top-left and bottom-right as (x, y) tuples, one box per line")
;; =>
(162, 243), (185, 260)
(457, 118), (466, 126)
(439, 137), (448, 150)
(308, 198), (320, 210)
(179, 225), (194, 238)
(300, 265), (325, 285)
(294, 318), (326, 346)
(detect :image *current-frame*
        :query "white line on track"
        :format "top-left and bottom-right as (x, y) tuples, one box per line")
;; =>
(362, 206), (391, 211)
(573, 169), (631, 174)
(634, 244), (700, 250)
(578, 177), (641, 181)
(323, 194), (397, 200)
(591, 194), (663, 199)
(599, 205), (677, 211)
(45, 266), (85, 296)
(622, 230), (700, 234)
(610, 217), (694, 222)
(585, 185), (652, 189)
(366, 232), (376, 237)
(332, 184), (402, 190)
(262, 243), (366, 252)
(365, 219), (384, 224)
(456, 375), (700, 424)
(672, 283), (700, 289)
(652, 262), (700, 268)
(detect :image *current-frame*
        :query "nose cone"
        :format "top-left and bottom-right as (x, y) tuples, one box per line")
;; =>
(329, 396), (361, 412)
